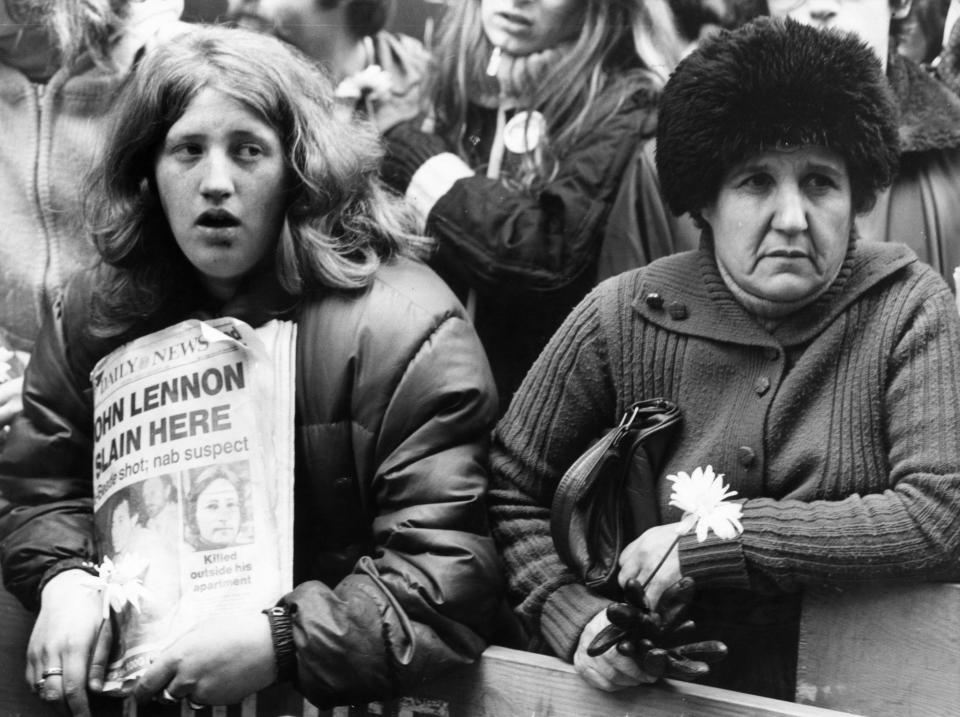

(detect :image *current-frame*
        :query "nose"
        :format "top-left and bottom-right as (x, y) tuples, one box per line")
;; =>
(199, 151), (234, 201)
(771, 183), (808, 235)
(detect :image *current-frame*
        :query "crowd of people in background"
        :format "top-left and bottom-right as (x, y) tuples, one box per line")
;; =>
(0, 0), (959, 714)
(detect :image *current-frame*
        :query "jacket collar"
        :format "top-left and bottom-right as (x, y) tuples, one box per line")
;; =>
(632, 238), (915, 348)
(889, 53), (960, 153)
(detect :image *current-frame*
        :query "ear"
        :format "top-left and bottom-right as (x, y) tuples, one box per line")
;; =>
(891, 0), (912, 21)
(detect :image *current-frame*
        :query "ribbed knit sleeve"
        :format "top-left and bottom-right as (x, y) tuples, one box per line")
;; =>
(682, 266), (960, 590)
(488, 284), (621, 659)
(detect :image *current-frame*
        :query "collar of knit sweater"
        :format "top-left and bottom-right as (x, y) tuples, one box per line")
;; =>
(468, 42), (572, 109)
(632, 239), (915, 348)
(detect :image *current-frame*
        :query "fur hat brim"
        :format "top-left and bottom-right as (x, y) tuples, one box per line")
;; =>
(656, 17), (900, 217)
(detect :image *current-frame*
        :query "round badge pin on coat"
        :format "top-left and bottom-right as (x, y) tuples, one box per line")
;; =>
(503, 110), (547, 154)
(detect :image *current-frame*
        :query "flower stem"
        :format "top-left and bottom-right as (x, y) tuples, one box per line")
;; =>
(642, 534), (682, 591)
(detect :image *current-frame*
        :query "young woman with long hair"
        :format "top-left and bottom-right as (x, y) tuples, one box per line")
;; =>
(0, 25), (502, 715)
(381, 0), (684, 405)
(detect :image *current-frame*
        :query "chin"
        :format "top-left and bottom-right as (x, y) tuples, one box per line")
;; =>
(760, 281), (825, 304)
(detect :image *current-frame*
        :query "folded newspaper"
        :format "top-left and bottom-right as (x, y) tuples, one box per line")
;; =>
(90, 317), (296, 695)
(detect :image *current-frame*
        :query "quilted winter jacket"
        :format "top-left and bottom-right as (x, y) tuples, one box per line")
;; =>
(0, 256), (504, 707)
(428, 74), (660, 404)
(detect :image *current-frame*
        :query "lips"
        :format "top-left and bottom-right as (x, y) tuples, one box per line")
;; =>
(766, 249), (808, 259)
(196, 209), (241, 228)
(495, 11), (533, 28)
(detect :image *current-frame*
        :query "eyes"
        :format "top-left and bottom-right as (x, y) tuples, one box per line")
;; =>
(164, 140), (269, 164)
(201, 498), (239, 512)
(735, 172), (841, 195)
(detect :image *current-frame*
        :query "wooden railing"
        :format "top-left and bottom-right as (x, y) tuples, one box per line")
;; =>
(2, 581), (958, 717)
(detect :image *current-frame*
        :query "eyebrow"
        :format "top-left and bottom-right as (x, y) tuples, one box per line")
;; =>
(732, 159), (845, 176)
(163, 128), (276, 144)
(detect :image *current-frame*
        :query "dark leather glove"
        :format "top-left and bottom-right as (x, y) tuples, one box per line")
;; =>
(380, 121), (451, 194)
(586, 576), (727, 682)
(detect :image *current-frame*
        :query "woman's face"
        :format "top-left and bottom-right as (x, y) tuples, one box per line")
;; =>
(766, 0), (901, 72)
(481, 0), (583, 55)
(701, 146), (853, 304)
(195, 477), (241, 547)
(155, 87), (290, 301)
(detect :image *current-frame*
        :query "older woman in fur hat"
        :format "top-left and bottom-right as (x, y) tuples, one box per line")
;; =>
(488, 17), (960, 701)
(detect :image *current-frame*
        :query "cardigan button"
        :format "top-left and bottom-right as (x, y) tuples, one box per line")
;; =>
(738, 446), (757, 467)
(764, 347), (780, 361)
(667, 301), (688, 320)
(645, 293), (664, 310)
(754, 376), (770, 396)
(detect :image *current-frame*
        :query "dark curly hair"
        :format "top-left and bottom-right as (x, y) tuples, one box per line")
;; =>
(656, 17), (900, 221)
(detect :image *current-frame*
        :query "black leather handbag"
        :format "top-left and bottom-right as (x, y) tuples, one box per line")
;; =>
(551, 398), (682, 598)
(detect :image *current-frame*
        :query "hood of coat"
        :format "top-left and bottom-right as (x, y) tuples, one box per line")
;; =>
(890, 52), (960, 153)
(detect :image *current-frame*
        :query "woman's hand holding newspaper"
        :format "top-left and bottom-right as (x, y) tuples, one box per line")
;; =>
(29, 569), (112, 717)
(134, 611), (276, 707)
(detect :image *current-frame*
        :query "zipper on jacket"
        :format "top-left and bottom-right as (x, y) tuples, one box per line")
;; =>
(32, 80), (54, 331)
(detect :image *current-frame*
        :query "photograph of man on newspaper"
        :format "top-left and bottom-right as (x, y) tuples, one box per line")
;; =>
(94, 484), (182, 680)
(139, 474), (180, 548)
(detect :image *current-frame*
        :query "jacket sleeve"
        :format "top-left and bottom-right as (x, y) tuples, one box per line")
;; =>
(281, 294), (505, 707)
(0, 276), (100, 610)
(678, 273), (960, 591)
(487, 285), (620, 660)
(417, 83), (657, 295)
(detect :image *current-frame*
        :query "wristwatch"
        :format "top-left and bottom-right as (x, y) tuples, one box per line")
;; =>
(262, 605), (297, 682)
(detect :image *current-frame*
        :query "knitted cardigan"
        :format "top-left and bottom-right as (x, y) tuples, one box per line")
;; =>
(489, 241), (960, 680)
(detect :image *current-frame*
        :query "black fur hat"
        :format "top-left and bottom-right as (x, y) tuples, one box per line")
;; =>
(656, 17), (900, 218)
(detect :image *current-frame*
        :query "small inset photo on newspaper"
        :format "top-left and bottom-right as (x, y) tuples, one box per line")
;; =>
(182, 460), (255, 552)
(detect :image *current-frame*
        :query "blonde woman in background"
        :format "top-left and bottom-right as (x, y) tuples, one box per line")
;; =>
(380, 0), (684, 407)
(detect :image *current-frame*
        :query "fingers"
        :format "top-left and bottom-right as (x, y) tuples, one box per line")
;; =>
(617, 540), (646, 589)
(586, 623), (625, 657)
(669, 640), (728, 664)
(61, 663), (92, 717)
(133, 653), (178, 703)
(28, 657), (91, 717)
(87, 618), (112, 693)
(622, 578), (652, 612)
(657, 576), (696, 629)
(574, 647), (658, 690)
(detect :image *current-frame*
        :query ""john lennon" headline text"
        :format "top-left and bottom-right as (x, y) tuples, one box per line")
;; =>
(93, 362), (245, 478)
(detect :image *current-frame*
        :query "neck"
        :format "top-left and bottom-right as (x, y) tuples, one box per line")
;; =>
(716, 259), (842, 329)
(469, 42), (572, 107)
